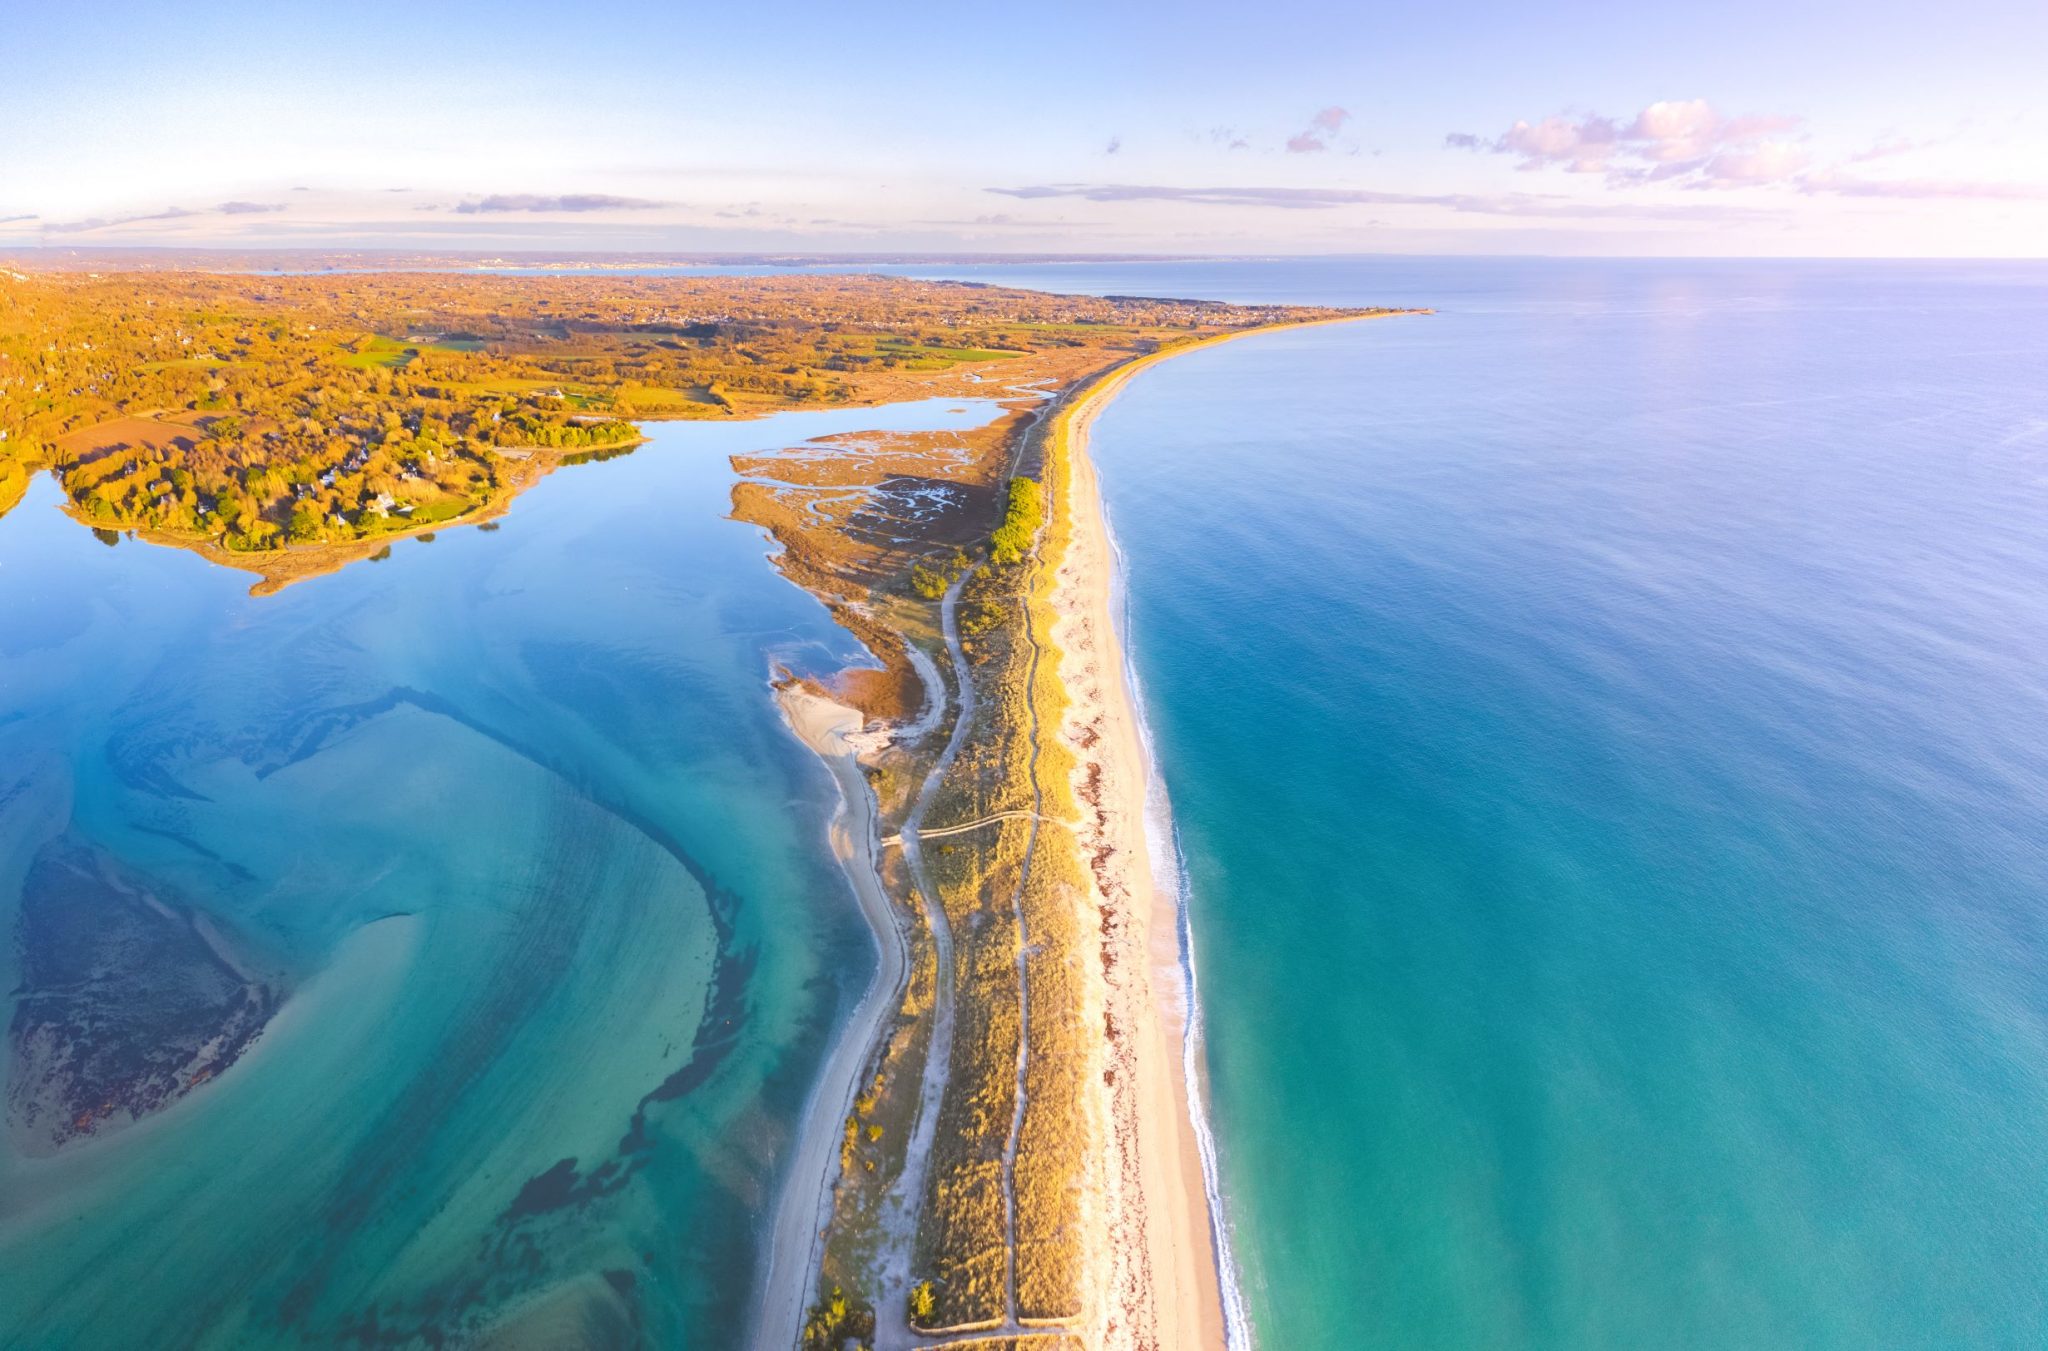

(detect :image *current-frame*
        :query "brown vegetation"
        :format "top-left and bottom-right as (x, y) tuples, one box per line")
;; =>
(0, 269), (1332, 593)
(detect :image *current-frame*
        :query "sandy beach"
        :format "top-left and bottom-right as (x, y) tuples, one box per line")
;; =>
(1043, 349), (1228, 1351)
(1044, 321), (1379, 1350)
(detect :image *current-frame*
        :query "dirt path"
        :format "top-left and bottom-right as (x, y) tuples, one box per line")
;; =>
(870, 567), (981, 1349)
(880, 809), (1057, 847)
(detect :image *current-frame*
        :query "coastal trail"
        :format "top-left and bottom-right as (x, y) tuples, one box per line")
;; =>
(869, 565), (980, 1349)
(879, 809), (1066, 848)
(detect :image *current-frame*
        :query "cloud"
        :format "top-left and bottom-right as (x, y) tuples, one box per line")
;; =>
(1696, 143), (1812, 187)
(1798, 173), (2048, 200)
(1106, 136), (1122, 155)
(1287, 105), (1353, 154)
(987, 182), (1772, 221)
(1470, 101), (2045, 201)
(452, 194), (669, 213)
(38, 200), (291, 234)
(1847, 134), (1938, 165)
(1476, 100), (1806, 186)
(0, 213), (37, 225)
(43, 206), (199, 234)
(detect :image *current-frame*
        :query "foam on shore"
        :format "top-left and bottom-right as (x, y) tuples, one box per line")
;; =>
(1103, 502), (1256, 1350)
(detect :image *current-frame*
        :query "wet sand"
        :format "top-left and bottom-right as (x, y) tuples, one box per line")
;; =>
(753, 685), (906, 1350)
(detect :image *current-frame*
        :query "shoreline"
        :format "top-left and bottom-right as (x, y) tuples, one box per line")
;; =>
(1042, 316), (1388, 1349)
(753, 684), (907, 1351)
(763, 313), (1395, 1348)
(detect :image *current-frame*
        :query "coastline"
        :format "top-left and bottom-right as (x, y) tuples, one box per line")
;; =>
(1042, 319), (1381, 1349)
(763, 314), (1393, 1348)
(754, 684), (907, 1351)
(1042, 360), (1225, 1350)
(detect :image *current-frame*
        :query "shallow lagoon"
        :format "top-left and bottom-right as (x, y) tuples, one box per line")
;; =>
(0, 396), (1000, 1347)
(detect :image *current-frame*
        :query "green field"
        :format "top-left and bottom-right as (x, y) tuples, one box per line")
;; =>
(338, 334), (487, 370)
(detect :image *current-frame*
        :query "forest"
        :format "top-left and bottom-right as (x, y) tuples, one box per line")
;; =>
(0, 269), (1303, 559)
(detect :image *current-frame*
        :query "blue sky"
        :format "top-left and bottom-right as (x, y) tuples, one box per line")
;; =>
(5, 0), (2045, 255)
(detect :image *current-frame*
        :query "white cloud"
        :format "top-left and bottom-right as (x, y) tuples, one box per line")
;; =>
(1481, 100), (1806, 186)
(1699, 142), (1812, 186)
(452, 193), (669, 214)
(987, 181), (1776, 221)
(1799, 172), (2048, 200)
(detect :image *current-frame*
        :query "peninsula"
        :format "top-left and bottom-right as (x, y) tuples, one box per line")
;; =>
(739, 313), (1415, 1350)
(0, 263), (1414, 1348)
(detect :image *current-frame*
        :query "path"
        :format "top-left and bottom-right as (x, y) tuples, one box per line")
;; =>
(879, 809), (1060, 848)
(870, 566), (980, 1349)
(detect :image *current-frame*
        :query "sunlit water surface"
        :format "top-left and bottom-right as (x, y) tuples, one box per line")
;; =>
(0, 397), (1003, 1347)
(6, 258), (2048, 1349)
(1003, 259), (2048, 1349)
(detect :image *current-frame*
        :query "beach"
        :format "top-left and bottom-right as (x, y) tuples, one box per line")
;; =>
(1035, 320), (1379, 1348)
(755, 685), (906, 1351)
(1041, 354), (1229, 1351)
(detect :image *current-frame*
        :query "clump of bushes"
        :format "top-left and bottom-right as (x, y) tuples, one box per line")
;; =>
(989, 476), (1042, 565)
(911, 547), (972, 599)
(802, 1284), (874, 1350)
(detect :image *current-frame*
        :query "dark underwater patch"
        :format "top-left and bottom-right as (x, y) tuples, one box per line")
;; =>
(7, 842), (279, 1151)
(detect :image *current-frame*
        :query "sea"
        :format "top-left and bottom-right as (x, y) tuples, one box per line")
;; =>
(5, 258), (2047, 1348)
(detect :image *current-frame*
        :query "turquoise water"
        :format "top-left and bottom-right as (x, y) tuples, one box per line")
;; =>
(0, 397), (1002, 1347)
(8, 260), (2047, 1350)
(1056, 260), (2048, 1349)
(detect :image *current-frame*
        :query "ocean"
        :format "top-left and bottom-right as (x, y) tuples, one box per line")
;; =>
(967, 258), (2048, 1349)
(4, 257), (2046, 1349)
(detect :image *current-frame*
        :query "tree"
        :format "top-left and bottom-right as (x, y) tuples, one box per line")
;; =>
(908, 1280), (936, 1324)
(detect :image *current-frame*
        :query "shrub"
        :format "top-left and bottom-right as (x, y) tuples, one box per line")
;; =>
(989, 476), (1042, 565)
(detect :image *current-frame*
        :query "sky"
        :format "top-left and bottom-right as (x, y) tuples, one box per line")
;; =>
(5, 0), (2046, 257)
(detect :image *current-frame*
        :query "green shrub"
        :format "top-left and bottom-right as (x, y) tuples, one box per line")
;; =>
(989, 476), (1042, 565)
